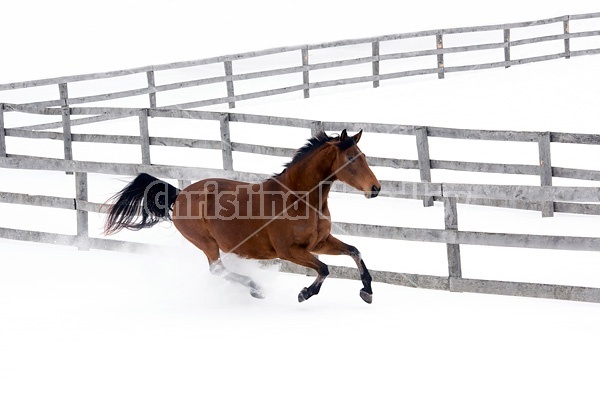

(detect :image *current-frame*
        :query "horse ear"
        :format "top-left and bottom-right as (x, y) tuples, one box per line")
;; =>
(340, 129), (348, 141)
(353, 129), (363, 144)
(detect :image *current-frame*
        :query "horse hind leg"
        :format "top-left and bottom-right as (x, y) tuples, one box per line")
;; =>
(209, 259), (265, 299)
(176, 223), (264, 299)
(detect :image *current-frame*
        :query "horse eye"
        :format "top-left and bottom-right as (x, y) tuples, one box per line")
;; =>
(348, 155), (356, 163)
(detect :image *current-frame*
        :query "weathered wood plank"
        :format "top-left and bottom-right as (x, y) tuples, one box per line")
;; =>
(178, 179), (192, 190)
(322, 121), (416, 135)
(450, 277), (600, 303)
(332, 220), (600, 252)
(551, 132), (600, 145)
(431, 160), (538, 175)
(436, 32), (445, 79)
(164, 84), (306, 110)
(75, 199), (103, 213)
(149, 108), (221, 121)
(564, 16), (571, 59)
(427, 126), (540, 142)
(26, 86), (155, 108)
(0, 191), (74, 209)
(538, 132), (554, 217)
(456, 231), (600, 251)
(444, 197), (462, 279)
(149, 136), (222, 150)
(224, 60), (235, 109)
(4, 130), (223, 150)
(219, 113), (233, 171)
(378, 42), (506, 63)
(382, 180), (443, 198)
(302, 47), (310, 98)
(0, 104), (5, 157)
(59, 83), (73, 175)
(416, 127), (433, 206)
(15, 114), (129, 132)
(311, 121), (324, 137)
(504, 29), (511, 68)
(139, 109), (151, 165)
(146, 70), (157, 108)
(75, 172), (89, 250)
(0, 154), (268, 182)
(553, 167), (600, 182)
(5, 128), (63, 140)
(443, 183), (600, 202)
(0, 227), (79, 247)
(229, 113), (313, 129)
(372, 41), (380, 88)
(367, 156), (419, 170)
(232, 142), (296, 158)
(455, 198), (597, 216)
(0, 226), (162, 254)
(553, 201), (600, 216)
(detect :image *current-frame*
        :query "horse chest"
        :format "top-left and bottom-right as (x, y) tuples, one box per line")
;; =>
(283, 210), (331, 250)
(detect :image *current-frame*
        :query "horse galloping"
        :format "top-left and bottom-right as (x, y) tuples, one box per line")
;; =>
(104, 129), (381, 303)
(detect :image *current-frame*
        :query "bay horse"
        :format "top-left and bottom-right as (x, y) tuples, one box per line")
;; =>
(104, 129), (381, 303)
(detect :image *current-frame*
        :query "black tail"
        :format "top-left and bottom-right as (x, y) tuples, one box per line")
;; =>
(103, 173), (180, 235)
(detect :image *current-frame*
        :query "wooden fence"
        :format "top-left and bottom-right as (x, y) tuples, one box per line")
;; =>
(1, 13), (600, 111)
(2, 105), (600, 216)
(1, 12), (600, 304)
(1, 105), (600, 304)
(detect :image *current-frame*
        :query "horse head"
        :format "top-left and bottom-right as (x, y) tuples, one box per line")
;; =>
(331, 129), (381, 198)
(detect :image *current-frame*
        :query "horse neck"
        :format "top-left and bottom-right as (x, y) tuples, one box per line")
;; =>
(274, 146), (336, 206)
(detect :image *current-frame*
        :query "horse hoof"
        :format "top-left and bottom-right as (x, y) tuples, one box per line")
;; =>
(298, 288), (310, 303)
(250, 289), (265, 299)
(360, 289), (373, 304)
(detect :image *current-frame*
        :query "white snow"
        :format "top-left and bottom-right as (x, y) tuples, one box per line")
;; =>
(1, 1), (600, 399)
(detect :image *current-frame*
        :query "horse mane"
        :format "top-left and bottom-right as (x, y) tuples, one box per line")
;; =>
(275, 131), (337, 176)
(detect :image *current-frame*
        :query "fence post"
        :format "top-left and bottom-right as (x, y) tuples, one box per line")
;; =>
(444, 196), (462, 281)
(372, 41), (380, 88)
(436, 31), (445, 79)
(0, 103), (6, 157)
(178, 180), (192, 190)
(311, 121), (324, 137)
(504, 28), (511, 68)
(302, 46), (310, 99)
(139, 109), (151, 165)
(75, 172), (89, 251)
(538, 132), (554, 217)
(59, 83), (73, 175)
(224, 60), (235, 109)
(416, 127), (434, 207)
(220, 112), (233, 171)
(563, 16), (571, 59)
(146, 70), (157, 109)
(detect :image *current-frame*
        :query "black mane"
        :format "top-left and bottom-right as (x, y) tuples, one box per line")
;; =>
(276, 131), (336, 175)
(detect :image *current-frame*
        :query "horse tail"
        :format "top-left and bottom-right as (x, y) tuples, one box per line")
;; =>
(103, 173), (180, 235)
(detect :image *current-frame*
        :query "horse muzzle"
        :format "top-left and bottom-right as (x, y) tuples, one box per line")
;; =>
(365, 185), (381, 199)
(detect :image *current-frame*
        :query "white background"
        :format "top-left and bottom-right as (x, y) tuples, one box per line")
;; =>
(1, 1), (600, 399)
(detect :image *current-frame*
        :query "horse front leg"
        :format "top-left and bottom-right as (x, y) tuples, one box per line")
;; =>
(277, 245), (330, 302)
(312, 235), (373, 304)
